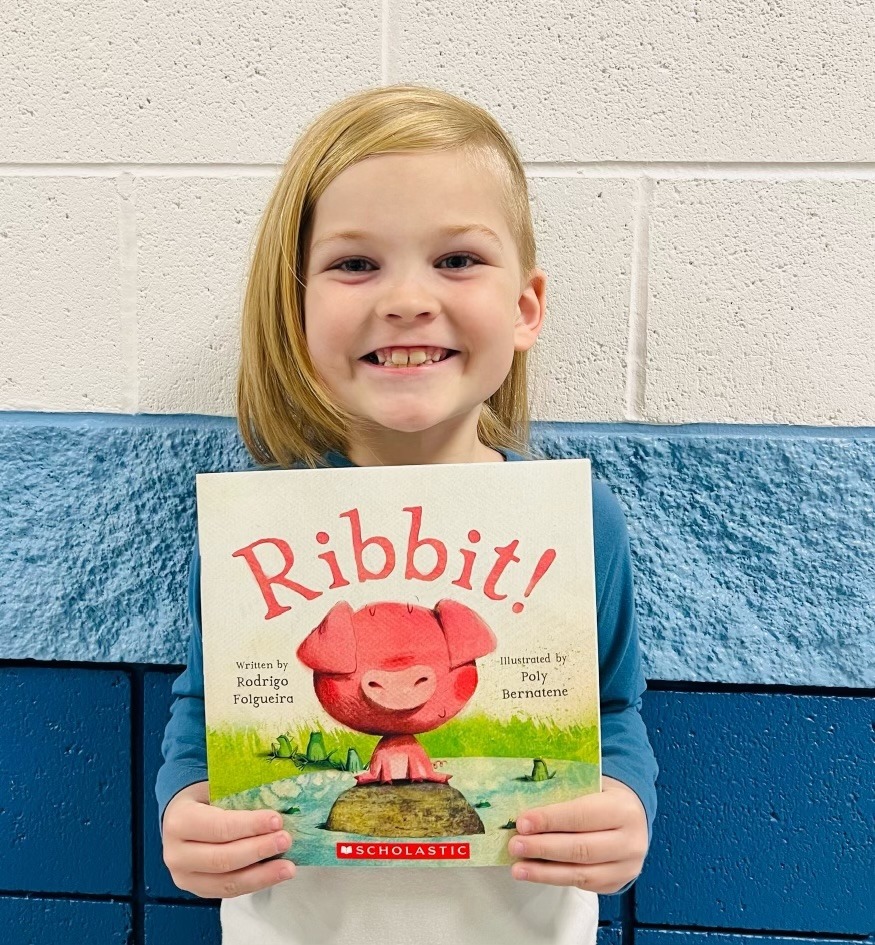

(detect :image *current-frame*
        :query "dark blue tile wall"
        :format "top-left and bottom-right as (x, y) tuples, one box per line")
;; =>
(0, 897), (131, 945)
(0, 667), (132, 896)
(2, 663), (873, 943)
(144, 903), (221, 944)
(598, 926), (623, 945)
(636, 933), (862, 945)
(637, 691), (875, 934)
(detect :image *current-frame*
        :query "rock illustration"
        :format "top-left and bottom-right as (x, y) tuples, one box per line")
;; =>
(325, 781), (486, 837)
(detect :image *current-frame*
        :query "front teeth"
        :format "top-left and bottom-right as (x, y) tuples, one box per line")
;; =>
(375, 347), (448, 367)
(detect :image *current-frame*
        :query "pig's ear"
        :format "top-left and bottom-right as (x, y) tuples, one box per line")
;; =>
(433, 599), (498, 669)
(297, 601), (357, 674)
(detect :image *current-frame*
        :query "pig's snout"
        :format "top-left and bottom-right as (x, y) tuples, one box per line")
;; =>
(360, 665), (437, 711)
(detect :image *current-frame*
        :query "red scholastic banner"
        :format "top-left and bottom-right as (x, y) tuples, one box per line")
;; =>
(336, 842), (470, 861)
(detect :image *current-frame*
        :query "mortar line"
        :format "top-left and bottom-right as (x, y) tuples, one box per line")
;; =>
(625, 177), (652, 421)
(117, 172), (139, 413)
(2, 161), (875, 180)
(382, 0), (391, 84)
(129, 666), (145, 944)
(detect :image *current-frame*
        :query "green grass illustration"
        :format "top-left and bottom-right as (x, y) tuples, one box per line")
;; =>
(207, 713), (599, 801)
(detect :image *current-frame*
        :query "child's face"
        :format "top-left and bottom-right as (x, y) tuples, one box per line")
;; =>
(303, 149), (544, 449)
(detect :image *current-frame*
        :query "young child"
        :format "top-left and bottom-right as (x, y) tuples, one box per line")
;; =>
(157, 83), (657, 945)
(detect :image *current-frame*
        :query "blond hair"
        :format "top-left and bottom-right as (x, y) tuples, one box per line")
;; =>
(237, 83), (539, 468)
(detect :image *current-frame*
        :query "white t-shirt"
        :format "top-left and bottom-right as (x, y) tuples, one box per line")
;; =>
(220, 867), (598, 945)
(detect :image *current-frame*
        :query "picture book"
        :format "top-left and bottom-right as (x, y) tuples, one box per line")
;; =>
(196, 458), (600, 867)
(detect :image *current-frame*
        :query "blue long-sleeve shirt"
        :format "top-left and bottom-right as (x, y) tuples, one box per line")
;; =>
(156, 447), (658, 890)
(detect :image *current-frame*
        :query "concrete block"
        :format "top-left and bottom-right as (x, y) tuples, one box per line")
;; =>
(0, 667), (132, 895)
(0, 178), (129, 412)
(638, 933), (856, 945)
(0, 414), (251, 662)
(144, 903), (220, 944)
(0, 897), (131, 945)
(534, 424), (875, 688)
(645, 179), (875, 424)
(1, 1), (380, 162)
(598, 891), (623, 923)
(598, 925), (623, 945)
(135, 176), (275, 415)
(636, 691), (875, 934)
(2, 416), (873, 689)
(528, 178), (635, 422)
(392, 0), (875, 161)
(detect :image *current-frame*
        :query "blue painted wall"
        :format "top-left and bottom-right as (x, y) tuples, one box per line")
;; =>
(1, 415), (873, 944)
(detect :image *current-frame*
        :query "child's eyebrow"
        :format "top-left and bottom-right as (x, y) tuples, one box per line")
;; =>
(311, 223), (504, 253)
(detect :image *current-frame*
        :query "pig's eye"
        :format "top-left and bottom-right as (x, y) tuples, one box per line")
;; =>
(414, 677), (429, 686)
(367, 681), (383, 689)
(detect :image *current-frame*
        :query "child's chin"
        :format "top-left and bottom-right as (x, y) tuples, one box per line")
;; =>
(367, 409), (447, 434)
(343, 402), (436, 430)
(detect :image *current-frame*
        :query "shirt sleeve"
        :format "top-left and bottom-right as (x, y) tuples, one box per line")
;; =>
(155, 544), (209, 833)
(591, 479), (659, 892)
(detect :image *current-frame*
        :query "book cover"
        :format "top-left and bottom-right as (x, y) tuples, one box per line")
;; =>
(196, 458), (600, 867)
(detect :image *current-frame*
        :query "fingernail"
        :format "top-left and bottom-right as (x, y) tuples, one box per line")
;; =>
(516, 818), (533, 834)
(280, 863), (295, 880)
(270, 814), (282, 830)
(513, 866), (529, 881)
(275, 831), (291, 853)
(509, 839), (525, 857)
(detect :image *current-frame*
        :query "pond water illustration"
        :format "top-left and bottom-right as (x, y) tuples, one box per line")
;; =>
(218, 756), (600, 867)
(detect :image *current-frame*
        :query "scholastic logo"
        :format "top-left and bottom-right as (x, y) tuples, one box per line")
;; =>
(336, 842), (470, 861)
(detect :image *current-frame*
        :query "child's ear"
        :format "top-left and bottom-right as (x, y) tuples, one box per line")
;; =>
(513, 267), (547, 352)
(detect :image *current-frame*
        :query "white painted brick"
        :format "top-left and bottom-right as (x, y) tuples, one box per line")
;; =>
(645, 179), (875, 424)
(528, 178), (635, 421)
(136, 176), (276, 415)
(0, 178), (129, 411)
(392, 0), (875, 161)
(1, 0), (380, 162)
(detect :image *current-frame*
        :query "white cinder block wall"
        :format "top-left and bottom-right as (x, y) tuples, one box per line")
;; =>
(2, 0), (873, 425)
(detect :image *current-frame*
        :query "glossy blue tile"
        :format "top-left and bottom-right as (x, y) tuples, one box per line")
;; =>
(637, 691), (874, 934)
(637, 931), (857, 945)
(143, 905), (222, 945)
(0, 895), (130, 944)
(0, 667), (132, 894)
(144, 903), (221, 944)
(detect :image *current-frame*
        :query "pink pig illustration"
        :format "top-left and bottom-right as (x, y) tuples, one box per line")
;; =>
(297, 599), (497, 784)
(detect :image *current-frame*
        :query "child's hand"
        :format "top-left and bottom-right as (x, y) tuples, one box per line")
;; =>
(508, 776), (648, 894)
(162, 781), (295, 898)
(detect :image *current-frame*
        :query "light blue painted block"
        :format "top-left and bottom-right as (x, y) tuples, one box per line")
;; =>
(1, 414), (872, 687)
(531, 424), (875, 688)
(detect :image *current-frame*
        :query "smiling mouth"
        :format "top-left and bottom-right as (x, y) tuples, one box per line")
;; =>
(360, 346), (459, 368)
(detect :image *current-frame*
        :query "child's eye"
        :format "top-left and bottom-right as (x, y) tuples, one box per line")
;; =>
(333, 253), (482, 273)
(437, 253), (482, 270)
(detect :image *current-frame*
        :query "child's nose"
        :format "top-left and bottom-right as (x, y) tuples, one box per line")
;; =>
(376, 279), (440, 322)
(379, 302), (439, 322)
